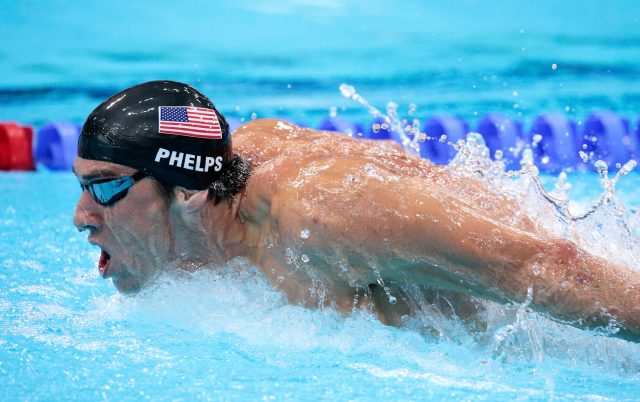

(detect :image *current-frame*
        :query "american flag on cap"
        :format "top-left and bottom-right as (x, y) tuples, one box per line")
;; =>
(158, 106), (222, 139)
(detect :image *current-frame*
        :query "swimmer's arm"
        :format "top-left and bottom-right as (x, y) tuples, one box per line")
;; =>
(417, 201), (640, 342)
(512, 243), (640, 342)
(338, 179), (640, 342)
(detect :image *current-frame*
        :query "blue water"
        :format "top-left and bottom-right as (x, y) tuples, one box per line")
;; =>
(1, 171), (640, 401)
(1, 1), (640, 127)
(2, 1), (640, 400)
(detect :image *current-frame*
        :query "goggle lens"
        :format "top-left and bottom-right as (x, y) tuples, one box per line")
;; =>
(81, 172), (147, 206)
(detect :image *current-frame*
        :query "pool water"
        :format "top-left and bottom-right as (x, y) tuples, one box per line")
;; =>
(2, 0), (640, 400)
(2, 1), (640, 127)
(1, 170), (639, 400)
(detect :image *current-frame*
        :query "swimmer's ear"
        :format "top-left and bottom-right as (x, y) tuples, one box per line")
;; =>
(172, 187), (209, 213)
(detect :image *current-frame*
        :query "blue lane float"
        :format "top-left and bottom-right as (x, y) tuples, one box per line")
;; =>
(364, 117), (392, 140)
(476, 114), (523, 168)
(34, 121), (80, 170)
(581, 111), (635, 167)
(529, 113), (580, 172)
(226, 117), (242, 133)
(421, 115), (469, 164)
(5, 112), (640, 172)
(318, 117), (363, 138)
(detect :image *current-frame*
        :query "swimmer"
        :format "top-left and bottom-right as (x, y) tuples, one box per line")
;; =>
(73, 81), (640, 342)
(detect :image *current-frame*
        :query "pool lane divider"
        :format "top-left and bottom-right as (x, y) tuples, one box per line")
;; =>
(34, 122), (81, 170)
(582, 111), (637, 168)
(529, 113), (581, 172)
(420, 116), (469, 164)
(0, 112), (638, 172)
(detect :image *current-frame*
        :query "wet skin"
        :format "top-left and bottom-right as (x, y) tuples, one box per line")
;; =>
(74, 119), (640, 341)
(73, 162), (173, 293)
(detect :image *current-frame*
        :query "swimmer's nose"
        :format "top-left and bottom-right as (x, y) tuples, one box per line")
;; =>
(73, 190), (103, 233)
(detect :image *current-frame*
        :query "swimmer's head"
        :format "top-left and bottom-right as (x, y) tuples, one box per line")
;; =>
(79, 80), (232, 190)
(74, 81), (251, 294)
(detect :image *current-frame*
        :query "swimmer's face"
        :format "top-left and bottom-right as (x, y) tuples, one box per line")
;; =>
(72, 158), (172, 293)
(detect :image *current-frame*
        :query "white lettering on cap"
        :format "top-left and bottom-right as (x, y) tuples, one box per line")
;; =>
(154, 148), (224, 173)
(183, 154), (195, 170)
(155, 148), (170, 162)
(169, 151), (184, 167)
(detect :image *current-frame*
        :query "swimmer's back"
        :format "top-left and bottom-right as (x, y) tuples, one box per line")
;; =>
(233, 119), (521, 229)
(233, 118), (432, 176)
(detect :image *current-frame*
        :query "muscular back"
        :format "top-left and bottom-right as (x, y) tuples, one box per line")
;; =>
(232, 119), (494, 321)
(230, 119), (640, 341)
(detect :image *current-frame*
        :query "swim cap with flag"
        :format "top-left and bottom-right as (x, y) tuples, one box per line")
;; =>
(79, 80), (232, 190)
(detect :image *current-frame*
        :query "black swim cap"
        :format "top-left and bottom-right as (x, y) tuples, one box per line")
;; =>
(79, 80), (232, 190)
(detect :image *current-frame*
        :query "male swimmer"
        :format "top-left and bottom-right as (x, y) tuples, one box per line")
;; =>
(73, 81), (640, 342)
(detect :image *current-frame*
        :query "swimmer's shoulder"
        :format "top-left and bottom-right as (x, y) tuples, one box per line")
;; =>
(232, 118), (304, 142)
(233, 118), (339, 168)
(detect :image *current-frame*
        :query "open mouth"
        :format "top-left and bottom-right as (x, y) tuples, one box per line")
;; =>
(98, 250), (111, 278)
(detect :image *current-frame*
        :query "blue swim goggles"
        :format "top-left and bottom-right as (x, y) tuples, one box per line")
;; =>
(80, 171), (147, 206)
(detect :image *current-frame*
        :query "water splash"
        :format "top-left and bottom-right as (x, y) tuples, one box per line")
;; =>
(339, 84), (640, 358)
(448, 128), (640, 267)
(339, 83), (421, 156)
(341, 82), (639, 266)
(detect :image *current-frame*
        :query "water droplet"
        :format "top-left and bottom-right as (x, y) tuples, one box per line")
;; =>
(339, 83), (356, 99)
(277, 275), (285, 283)
(372, 123), (381, 133)
(512, 91), (519, 97)
(620, 160), (637, 176)
(408, 103), (417, 116)
(388, 295), (397, 304)
(532, 134), (543, 145)
(541, 156), (550, 164)
(251, 112), (257, 120)
(579, 151), (589, 163)
(551, 63), (558, 70)
(594, 160), (608, 175)
(300, 229), (310, 239)
(301, 254), (310, 263)
(439, 134), (447, 143)
(338, 259), (349, 273)
(380, 122), (389, 130)
(329, 106), (337, 118)
(561, 280), (569, 287)
(494, 150), (503, 160)
(287, 84), (292, 89)
(386, 102), (398, 117)
(520, 148), (534, 166)
(284, 248), (296, 265)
